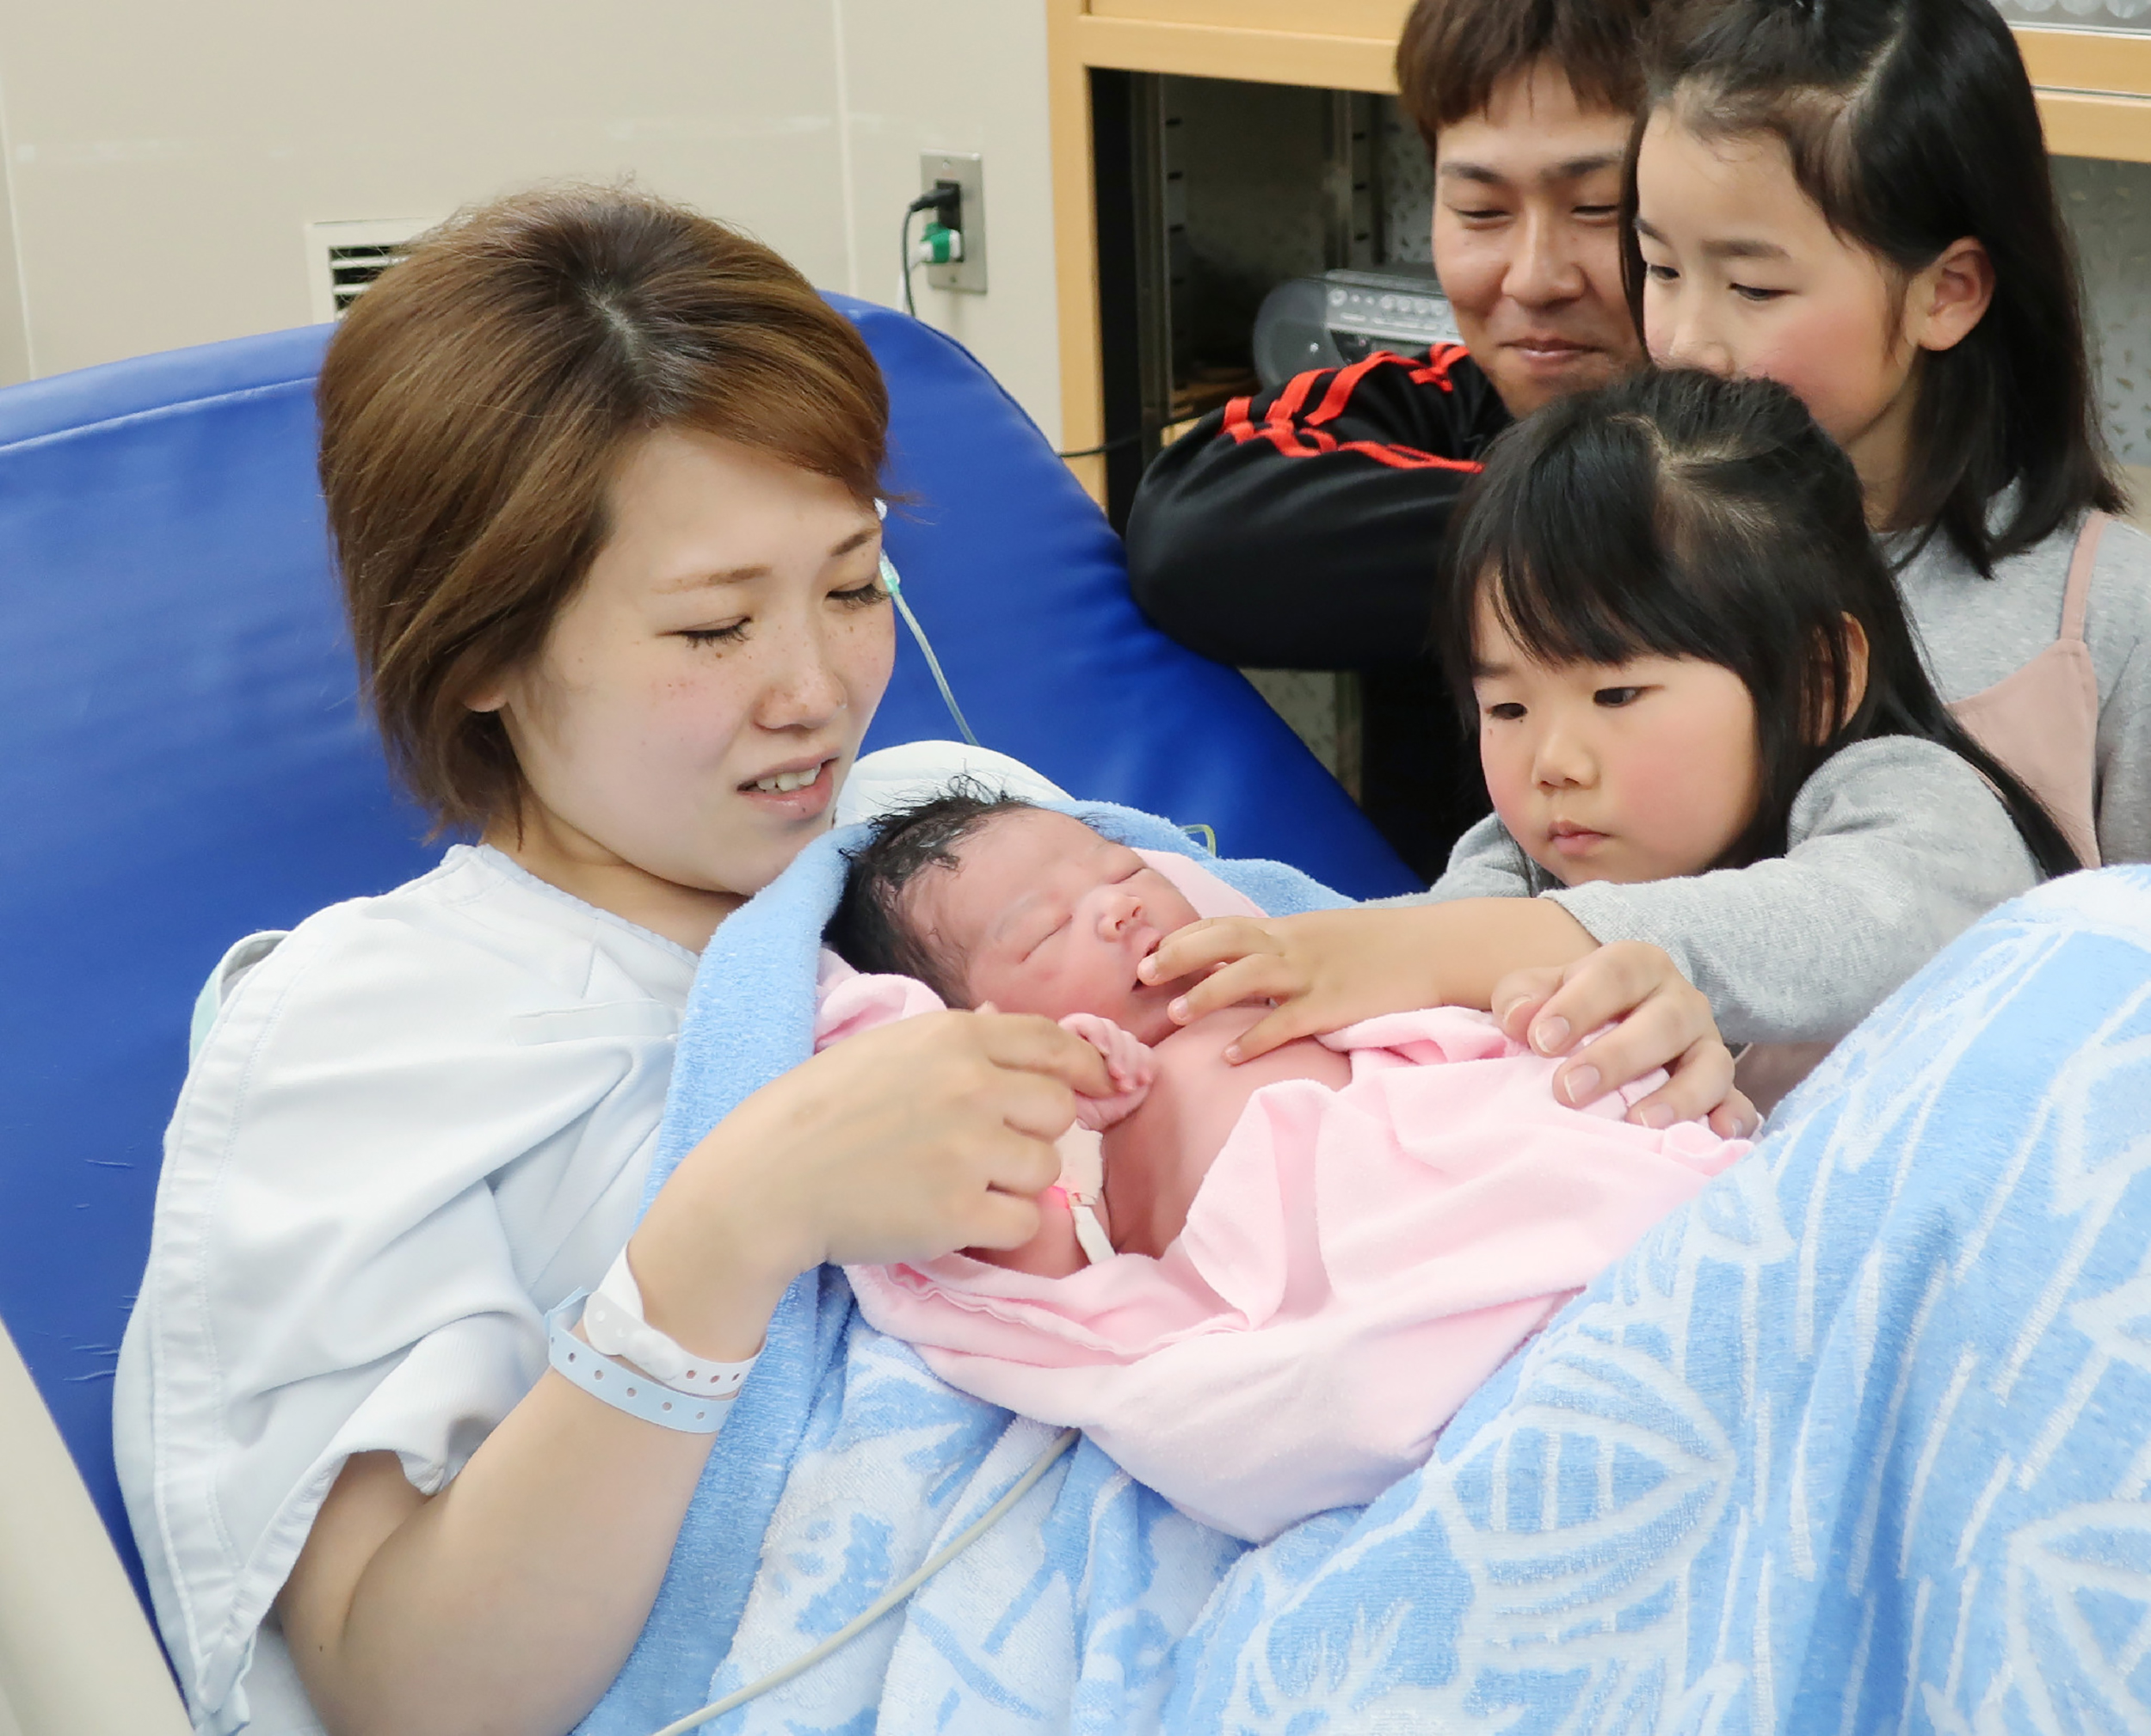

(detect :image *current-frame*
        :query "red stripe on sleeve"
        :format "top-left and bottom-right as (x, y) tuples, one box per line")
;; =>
(1269, 366), (1324, 423)
(1304, 353), (1395, 428)
(1408, 343), (1470, 389)
(1331, 440), (1482, 473)
(1216, 349), (1481, 465)
(1254, 417), (1337, 458)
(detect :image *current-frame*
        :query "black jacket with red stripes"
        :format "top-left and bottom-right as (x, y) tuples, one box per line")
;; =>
(1125, 345), (1511, 671)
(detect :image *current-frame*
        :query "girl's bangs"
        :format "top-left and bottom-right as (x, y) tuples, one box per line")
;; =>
(1465, 452), (1716, 674)
(1477, 548), (1666, 673)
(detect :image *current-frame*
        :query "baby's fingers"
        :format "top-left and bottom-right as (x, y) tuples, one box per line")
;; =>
(973, 1011), (1114, 1099)
(1140, 917), (1278, 986)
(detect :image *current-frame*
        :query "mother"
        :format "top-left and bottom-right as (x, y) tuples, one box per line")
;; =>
(114, 186), (1733, 1736)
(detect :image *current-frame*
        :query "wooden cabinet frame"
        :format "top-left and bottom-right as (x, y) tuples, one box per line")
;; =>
(1047, 0), (2151, 496)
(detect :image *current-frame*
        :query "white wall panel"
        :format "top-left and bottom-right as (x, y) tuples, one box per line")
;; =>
(0, 34), (29, 388)
(832, 0), (1062, 436)
(0, 3), (848, 378)
(0, 0), (1063, 434)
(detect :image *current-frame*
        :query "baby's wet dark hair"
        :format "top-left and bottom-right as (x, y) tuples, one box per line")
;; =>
(1439, 367), (2079, 879)
(824, 782), (1040, 1004)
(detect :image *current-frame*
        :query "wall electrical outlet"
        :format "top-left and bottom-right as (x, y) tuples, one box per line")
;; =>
(919, 152), (987, 294)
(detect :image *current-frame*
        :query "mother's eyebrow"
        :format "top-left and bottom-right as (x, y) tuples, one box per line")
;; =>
(656, 563), (767, 593)
(654, 526), (881, 594)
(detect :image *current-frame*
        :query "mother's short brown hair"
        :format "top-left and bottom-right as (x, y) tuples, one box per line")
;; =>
(319, 182), (889, 832)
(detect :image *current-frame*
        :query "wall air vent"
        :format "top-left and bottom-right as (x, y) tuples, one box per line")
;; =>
(304, 218), (436, 323)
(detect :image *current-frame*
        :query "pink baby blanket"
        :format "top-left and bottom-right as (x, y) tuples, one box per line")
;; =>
(823, 853), (1747, 1542)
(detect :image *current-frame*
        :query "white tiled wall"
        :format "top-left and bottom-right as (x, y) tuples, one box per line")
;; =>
(2059, 155), (2151, 468)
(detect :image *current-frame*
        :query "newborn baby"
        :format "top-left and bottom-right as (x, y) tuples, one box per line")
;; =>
(826, 789), (1355, 1272)
(823, 791), (1746, 1540)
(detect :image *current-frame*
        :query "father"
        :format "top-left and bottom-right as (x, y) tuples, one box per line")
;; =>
(1125, 0), (1645, 877)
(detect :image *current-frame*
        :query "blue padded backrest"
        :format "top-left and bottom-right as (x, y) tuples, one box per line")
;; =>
(0, 326), (433, 1603)
(0, 305), (1412, 1590)
(834, 293), (1410, 891)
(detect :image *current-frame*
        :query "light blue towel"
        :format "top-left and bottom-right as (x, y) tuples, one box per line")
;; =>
(582, 837), (2151, 1733)
(578, 804), (1343, 1733)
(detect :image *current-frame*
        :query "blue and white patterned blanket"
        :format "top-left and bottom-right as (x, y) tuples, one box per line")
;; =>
(579, 824), (2151, 1734)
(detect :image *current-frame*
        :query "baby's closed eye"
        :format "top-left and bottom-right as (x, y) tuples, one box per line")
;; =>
(1022, 915), (1069, 960)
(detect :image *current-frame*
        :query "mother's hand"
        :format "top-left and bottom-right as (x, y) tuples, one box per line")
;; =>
(280, 1011), (1112, 1736)
(1492, 943), (1758, 1139)
(632, 1010), (1114, 1359)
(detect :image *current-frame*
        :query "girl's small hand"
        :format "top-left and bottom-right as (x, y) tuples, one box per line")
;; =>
(1492, 944), (1759, 1138)
(1138, 909), (1436, 1062)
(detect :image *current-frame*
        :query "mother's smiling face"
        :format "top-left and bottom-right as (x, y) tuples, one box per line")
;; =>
(469, 429), (895, 926)
(320, 187), (897, 949)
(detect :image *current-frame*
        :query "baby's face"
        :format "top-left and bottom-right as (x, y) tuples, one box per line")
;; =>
(907, 809), (1202, 1043)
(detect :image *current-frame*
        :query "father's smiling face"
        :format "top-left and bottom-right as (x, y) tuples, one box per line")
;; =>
(1430, 58), (1643, 418)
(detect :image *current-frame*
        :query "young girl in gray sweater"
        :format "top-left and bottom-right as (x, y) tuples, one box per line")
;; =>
(1143, 368), (2077, 1106)
(1630, 0), (2150, 869)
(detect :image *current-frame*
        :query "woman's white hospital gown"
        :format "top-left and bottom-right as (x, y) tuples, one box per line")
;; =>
(113, 844), (694, 1736)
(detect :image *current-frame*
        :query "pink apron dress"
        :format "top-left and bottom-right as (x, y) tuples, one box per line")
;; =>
(1945, 509), (2107, 870)
(1735, 511), (2108, 1114)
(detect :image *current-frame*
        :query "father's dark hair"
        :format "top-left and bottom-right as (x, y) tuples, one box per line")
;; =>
(824, 783), (1039, 1004)
(1396, 0), (1653, 153)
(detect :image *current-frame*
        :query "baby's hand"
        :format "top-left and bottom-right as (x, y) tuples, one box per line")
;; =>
(1057, 1013), (1156, 1130)
(1138, 908), (1439, 1062)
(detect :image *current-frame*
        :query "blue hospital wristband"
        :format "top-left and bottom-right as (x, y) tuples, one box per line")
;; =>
(545, 1290), (732, 1434)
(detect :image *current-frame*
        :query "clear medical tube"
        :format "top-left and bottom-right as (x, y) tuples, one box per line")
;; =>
(647, 1426), (1080, 1736)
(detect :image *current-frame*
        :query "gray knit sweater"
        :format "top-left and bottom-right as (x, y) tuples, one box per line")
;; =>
(1408, 736), (2037, 1046)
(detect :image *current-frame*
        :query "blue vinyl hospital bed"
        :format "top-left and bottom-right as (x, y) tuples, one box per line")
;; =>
(11, 297), (2151, 1736)
(0, 295), (1413, 1723)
